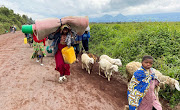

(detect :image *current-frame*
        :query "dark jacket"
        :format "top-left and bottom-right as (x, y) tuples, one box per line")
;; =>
(51, 31), (76, 55)
(50, 32), (61, 55)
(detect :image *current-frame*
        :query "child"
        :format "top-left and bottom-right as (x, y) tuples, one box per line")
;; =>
(127, 55), (162, 110)
(27, 34), (33, 47)
(31, 33), (46, 66)
(81, 30), (90, 53)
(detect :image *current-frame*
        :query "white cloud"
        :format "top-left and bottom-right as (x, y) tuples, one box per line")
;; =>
(121, 0), (180, 15)
(1, 0), (180, 20)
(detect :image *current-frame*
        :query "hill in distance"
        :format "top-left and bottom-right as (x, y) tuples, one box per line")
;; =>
(89, 12), (180, 22)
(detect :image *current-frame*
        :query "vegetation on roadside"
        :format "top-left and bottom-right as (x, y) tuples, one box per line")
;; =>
(89, 22), (180, 108)
(0, 5), (34, 34)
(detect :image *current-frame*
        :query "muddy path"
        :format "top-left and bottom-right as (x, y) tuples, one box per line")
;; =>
(0, 31), (176, 110)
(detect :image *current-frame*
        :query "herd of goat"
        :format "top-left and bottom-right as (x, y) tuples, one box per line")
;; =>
(80, 53), (180, 92)
(80, 53), (180, 109)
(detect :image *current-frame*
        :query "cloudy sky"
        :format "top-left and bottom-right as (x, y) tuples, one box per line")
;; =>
(1, 0), (180, 20)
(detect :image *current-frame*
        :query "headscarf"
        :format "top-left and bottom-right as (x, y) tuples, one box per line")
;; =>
(60, 24), (76, 47)
(60, 24), (71, 33)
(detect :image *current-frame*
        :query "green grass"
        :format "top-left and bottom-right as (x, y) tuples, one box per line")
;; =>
(89, 22), (180, 108)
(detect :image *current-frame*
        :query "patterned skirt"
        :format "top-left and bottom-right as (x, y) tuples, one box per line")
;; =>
(31, 42), (46, 59)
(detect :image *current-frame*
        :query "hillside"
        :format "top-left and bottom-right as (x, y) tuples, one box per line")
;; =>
(0, 6), (34, 34)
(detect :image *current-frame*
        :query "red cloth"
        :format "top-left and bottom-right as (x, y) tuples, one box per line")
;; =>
(33, 33), (46, 46)
(138, 79), (162, 110)
(55, 44), (70, 76)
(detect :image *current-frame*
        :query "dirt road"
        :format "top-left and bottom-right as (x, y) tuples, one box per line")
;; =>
(0, 31), (176, 110)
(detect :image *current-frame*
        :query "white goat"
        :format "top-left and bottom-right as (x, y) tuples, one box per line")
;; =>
(98, 59), (119, 81)
(81, 53), (94, 74)
(99, 55), (122, 66)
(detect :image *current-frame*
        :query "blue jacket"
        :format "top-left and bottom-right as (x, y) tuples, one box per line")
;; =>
(82, 32), (90, 41)
(75, 35), (82, 41)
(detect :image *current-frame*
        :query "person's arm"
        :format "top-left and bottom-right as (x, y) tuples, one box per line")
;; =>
(50, 40), (55, 47)
(33, 33), (44, 43)
(43, 38), (46, 46)
(50, 32), (60, 47)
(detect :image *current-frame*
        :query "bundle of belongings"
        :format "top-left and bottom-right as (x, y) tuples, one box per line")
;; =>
(32, 16), (89, 40)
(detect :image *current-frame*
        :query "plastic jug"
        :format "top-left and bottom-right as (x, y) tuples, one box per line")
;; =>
(61, 46), (76, 64)
(24, 38), (27, 44)
(22, 25), (33, 34)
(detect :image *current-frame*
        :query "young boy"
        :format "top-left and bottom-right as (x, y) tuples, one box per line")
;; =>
(127, 55), (162, 110)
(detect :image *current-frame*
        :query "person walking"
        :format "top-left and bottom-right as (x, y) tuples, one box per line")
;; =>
(81, 26), (90, 53)
(31, 33), (46, 66)
(51, 24), (76, 83)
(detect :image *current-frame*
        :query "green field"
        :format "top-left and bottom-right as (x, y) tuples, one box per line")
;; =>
(89, 22), (180, 108)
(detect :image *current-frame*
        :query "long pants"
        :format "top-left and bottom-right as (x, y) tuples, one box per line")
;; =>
(82, 40), (89, 52)
(73, 44), (80, 58)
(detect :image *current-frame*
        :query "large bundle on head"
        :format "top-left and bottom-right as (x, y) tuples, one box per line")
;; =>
(33, 18), (60, 40)
(33, 16), (89, 40)
(61, 16), (89, 35)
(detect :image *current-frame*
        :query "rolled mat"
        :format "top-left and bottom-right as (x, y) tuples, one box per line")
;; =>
(34, 16), (89, 40)
(34, 18), (60, 40)
(61, 16), (89, 35)
(22, 25), (33, 34)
